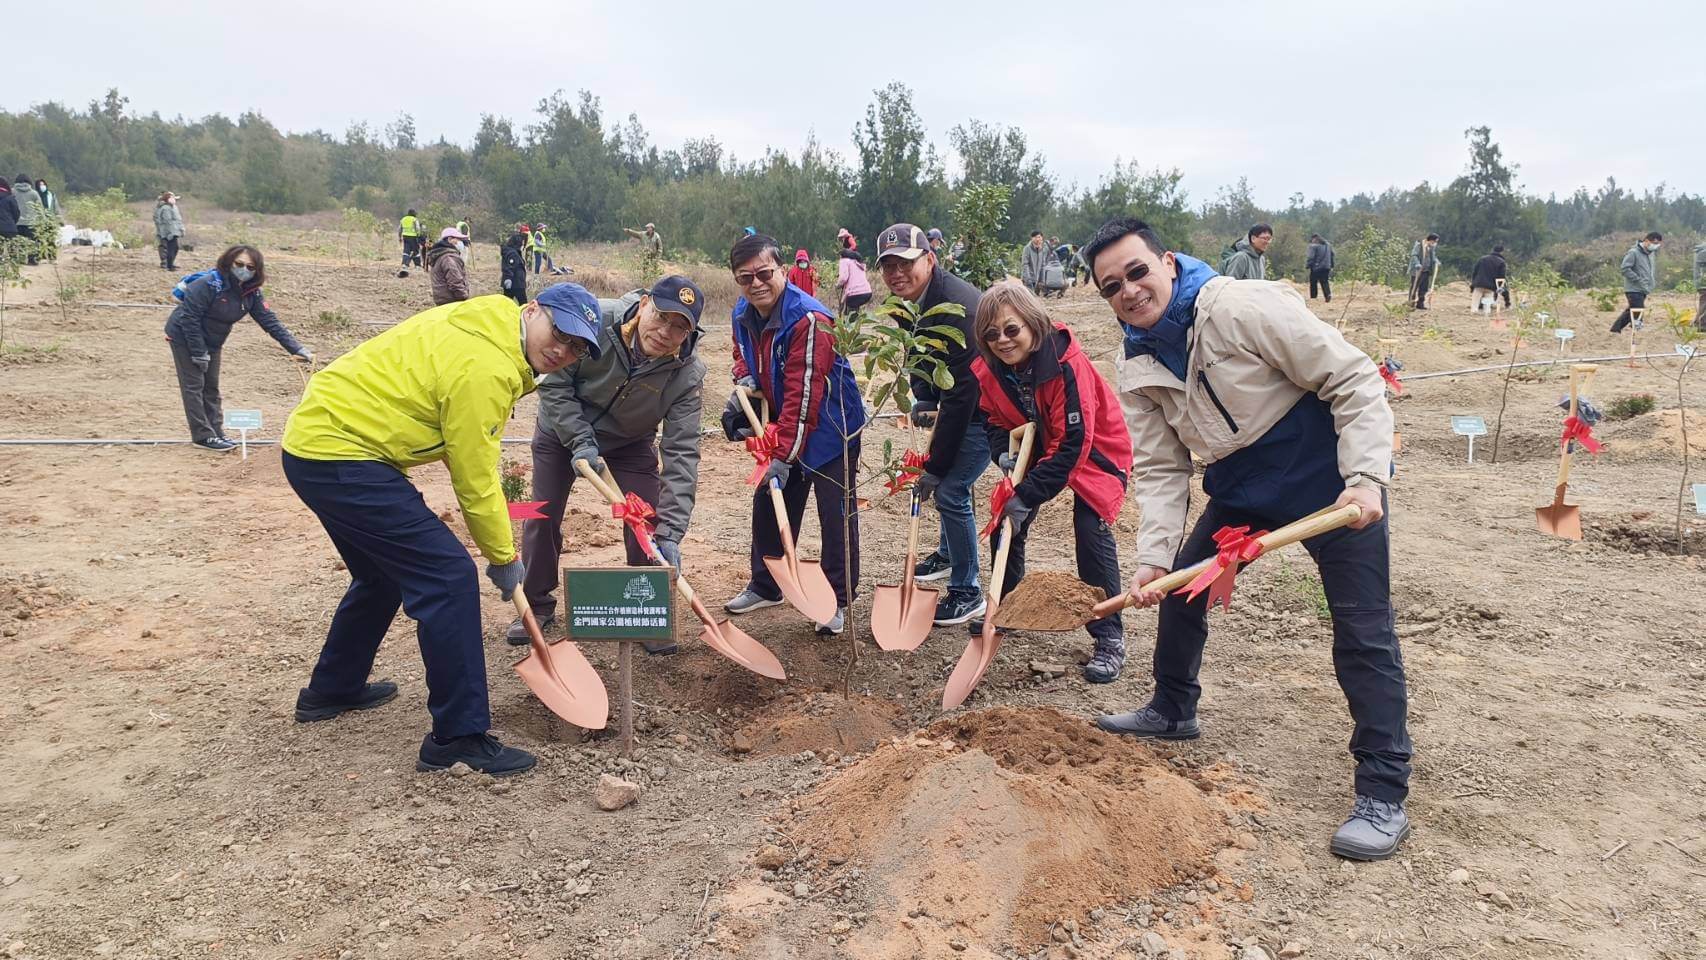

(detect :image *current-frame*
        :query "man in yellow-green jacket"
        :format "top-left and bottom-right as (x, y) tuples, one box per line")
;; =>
(282, 284), (603, 776)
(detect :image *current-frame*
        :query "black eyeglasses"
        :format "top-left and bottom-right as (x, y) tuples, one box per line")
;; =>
(734, 266), (780, 288)
(1097, 262), (1152, 300)
(981, 323), (1024, 343)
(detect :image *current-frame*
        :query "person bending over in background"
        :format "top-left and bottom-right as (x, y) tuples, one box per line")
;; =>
(1469, 246), (1507, 314)
(164, 245), (312, 452)
(836, 231), (872, 314)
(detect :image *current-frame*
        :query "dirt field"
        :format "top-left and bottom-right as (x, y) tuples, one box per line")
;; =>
(2, 233), (1704, 960)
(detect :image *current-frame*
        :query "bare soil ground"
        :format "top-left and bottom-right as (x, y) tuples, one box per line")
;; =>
(1, 236), (1704, 960)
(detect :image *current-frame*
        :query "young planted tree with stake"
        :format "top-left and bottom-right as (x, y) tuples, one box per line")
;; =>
(1490, 264), (1570, 464)
(1646, 304), (1701, 552)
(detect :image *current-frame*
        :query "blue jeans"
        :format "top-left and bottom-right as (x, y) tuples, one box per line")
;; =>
(933, 424), (991, 595)
(282, 453), (490, 739)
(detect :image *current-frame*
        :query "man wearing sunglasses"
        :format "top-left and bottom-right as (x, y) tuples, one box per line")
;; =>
(513, 276), (707, 654)
(281, 285), (603, 777)
(875, 222), (990, 626)
(1081, 218), (1409, 862)
(720, 233), (866, 634)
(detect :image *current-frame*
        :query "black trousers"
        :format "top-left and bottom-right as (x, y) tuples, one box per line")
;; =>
(158, 236), (179, 269)
(749, 448), (860, 608)
(1308, 268), (1332, 301)
(1001, 495), (1123, 643)
(520, 428), (661, 618)
(1151, 495), (1411, 801)
(401, 236), (422, 267)
(1610, 291), (1648, 333)
(1412, 270), (1432, 307)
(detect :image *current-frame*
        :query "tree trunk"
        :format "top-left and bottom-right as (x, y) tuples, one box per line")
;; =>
(1677, 361), (1694, 554)
(1489, 336), (1525, 465)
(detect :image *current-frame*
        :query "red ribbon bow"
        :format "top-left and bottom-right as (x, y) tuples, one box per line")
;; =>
(1379, 362), (1404, 396)
(611, 492), (658, 551)
(507, 501), (548, 520)
(979, 478), (1017, 541)
(884, 449), (928, 495)
(1560, 416), (1602, 455)
(744, 423), (783, 486)
(1174, 525), (1267, 612)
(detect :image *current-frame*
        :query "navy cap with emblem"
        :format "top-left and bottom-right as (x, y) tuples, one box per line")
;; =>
(648, 275), (704, 327)
(536, 282), (604, 360)
(877, 223), (930, 261)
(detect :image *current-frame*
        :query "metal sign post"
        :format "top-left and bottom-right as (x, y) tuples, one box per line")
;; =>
(222, 409), (263, 461)
(1628, 307), (1645, 368)
(1451, 415), (1488, 464)
(1555, 328), (1574, 357)
(563, 567), (675, 757)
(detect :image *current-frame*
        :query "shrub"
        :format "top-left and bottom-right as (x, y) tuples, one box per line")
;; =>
(1606, 393), (1656, 420)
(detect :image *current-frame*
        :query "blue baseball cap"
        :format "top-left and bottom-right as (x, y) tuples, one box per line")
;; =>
(536, 282), (603, 360)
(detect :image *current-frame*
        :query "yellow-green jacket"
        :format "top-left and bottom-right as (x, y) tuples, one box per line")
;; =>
(283, 295), (536, 564)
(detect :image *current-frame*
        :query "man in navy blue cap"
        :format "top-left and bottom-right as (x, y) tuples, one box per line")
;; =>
(514, 276), (708, 654)
(282, 287), (601, 776)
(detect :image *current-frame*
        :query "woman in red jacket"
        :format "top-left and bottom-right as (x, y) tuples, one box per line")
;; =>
(972, 280), (1134, 682)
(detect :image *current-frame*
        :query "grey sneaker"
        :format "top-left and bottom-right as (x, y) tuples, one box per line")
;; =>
(912, 551), (952, 582)
(1331, 795), (1411, 861)
(505, 612), (557, 646)
(1082, 637), (1126, 684)
(1095, 705), (1201, 740)
(815, 607), (846, 635)
(725, 587), (783, 615)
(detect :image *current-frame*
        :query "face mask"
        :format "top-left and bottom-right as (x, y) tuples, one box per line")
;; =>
(232, 266), (255, 283)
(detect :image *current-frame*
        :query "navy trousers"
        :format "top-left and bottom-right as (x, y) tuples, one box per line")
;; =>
(283, 453), (490, 738)
(1151, 494), (1412, 802)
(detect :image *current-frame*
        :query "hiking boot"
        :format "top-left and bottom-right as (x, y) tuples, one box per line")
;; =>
(725, 587), (783, 615)
(505, 611), (557, 646)
(1331, 795), (1411, 861)
(1082, 636), (1126, 684)
(815, 607), (846, 636)
(643, 639), (679, 656)
(912, 551), (952, 582)
(294, 681), (399, 723)
(417, 732), (537, 777)
(1095, 705), (1201, 740)
(193, 437), (236, 453)
(933, 590), (986, 626)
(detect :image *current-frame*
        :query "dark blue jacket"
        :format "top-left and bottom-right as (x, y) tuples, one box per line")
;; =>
(164, 270), (303, 359)
(731, 283), (865, 470)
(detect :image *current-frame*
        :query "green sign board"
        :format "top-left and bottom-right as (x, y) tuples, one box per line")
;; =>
(564, 567), (674, 641)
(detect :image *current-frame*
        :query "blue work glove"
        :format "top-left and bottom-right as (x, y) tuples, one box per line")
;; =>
(721, 394), (754, 441)
(654, 538), (682, 571)
(485, 559), (525, 600)
(913, 471), (942, 504)
(571, 446), (605, 478)
(1001, 496), (1032, 529)
(996, 451), (1017, 472)
(761, 458), (792, 488)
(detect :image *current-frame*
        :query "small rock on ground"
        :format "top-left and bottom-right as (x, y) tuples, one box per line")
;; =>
(593, 774), (642, 811)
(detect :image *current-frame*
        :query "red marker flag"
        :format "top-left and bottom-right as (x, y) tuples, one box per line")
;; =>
(1560, 416), (1603, 455)
(507, 501), (548, 520)
(884, 448), (928, 495)
(979, 478), (1016, 541)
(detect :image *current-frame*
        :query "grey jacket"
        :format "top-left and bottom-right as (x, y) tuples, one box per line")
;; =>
(1408, 241), (1439, 276)
(1223, 237), (1266, 280)
(154, 201), (185, 240)
(535, 290), (706, 544)
(1621, 242), (1657, 294)
(12, 180), (44, 227)
(1019, 242), (1055, 286)
(1305, 241), (1334, 272)
(1694, 241), (1706, 292)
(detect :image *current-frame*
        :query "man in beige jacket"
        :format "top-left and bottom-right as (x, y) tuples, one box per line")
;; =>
(1081, 217), (1410, 862)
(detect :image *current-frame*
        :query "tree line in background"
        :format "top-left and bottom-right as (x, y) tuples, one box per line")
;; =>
(3, 87), (1703, 289)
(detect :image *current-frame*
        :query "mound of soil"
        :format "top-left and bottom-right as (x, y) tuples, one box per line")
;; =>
(1589, 517), (1705, 557)
(787, 706), (1230, 956)
(992, 571), (1107, 631)
(732, 692), (905, 758)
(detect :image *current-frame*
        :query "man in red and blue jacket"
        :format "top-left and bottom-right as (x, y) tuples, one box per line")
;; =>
(719, 233), (866, 633)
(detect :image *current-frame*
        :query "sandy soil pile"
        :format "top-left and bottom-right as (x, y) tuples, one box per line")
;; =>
(784, 706), (1229, 956)
(993, 570), (1108, 630)
(733, 692), (906, 757)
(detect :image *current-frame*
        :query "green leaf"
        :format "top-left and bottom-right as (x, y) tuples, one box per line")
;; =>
(871, 381), (894, 413)
(932, 365), (955, 390)
(922, 324), (967, 347)
(919, 302), (967, 320)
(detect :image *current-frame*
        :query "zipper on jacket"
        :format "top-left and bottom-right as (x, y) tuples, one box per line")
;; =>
(1197, 371), (1239, 434)
(410, 440), (446, 456)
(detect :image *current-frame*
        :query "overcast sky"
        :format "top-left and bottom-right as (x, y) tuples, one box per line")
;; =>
(11, 0), (1704, 208)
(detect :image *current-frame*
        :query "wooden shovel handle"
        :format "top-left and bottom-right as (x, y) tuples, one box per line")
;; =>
(1557, 364), (1599, 489)
(1090, 503), (1364, 618)
(734, 388), (765, 435)
(573, 459), (695, 602)
(984, 424), (1037, 605)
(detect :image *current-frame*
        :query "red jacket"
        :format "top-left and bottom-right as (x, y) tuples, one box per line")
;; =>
(787, 263), (816, 298)
(973, 323), (1132, 522)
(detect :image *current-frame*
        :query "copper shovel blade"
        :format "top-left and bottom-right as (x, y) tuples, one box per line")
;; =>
(763, 555), (839, 624)
(1535, 488), (1582, 541)
(871, 582), (939, 652)
(513, 633), (610, 730)
(942, 615), (1003, 709)
(687, 594), (787, 679)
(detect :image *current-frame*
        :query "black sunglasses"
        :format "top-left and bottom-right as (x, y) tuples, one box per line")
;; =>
(734, 266), (780, 288)
(1097, 262), (1152, 300)
(981, 322), (1025, 343)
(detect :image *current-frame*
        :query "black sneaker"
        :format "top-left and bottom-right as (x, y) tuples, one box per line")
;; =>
(1095, 705), (1200, 740)
(965, 616), (1007, 639)
(505, 612), (557, 646)
(294, 681), (399, 722)
(912, 551), (951, 582)
(642, 639), (679, 656)
(417, 732), (537, 777)
(193, 437), (237, 453)
(933, 591), (986, 626)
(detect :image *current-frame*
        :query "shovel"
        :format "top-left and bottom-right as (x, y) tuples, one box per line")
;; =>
(734, 390), (840, 624)
(871, 488), (940, 651)
(1536, 363), (1598, 540)
(942, 423), (1035, 709)
(510, 591), (610, 730)
(573, 461), (786, 679)
(993, 503), (1364, 632)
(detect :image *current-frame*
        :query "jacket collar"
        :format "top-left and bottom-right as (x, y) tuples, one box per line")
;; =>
(1122, 253), (1217, 381)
